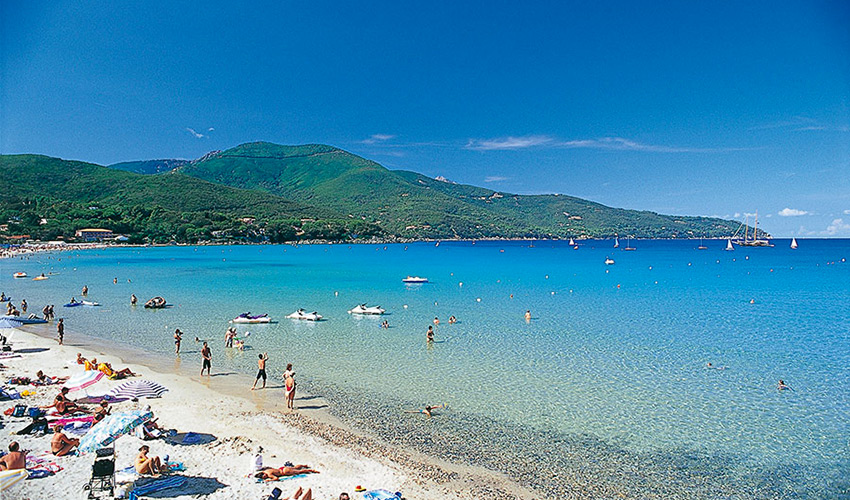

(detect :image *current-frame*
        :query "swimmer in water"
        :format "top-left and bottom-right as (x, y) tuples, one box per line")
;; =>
(448, 315), (457, 324)
(405, 404), (446, 417)
(433, 317), (440, 326)
(524, 310), (531, 321)
(778, 379), (791, 391)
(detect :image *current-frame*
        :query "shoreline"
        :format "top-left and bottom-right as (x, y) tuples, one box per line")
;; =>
(8, 322), (539, 499)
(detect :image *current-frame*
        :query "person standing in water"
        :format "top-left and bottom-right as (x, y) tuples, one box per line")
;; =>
(174, 329), (183, 354)
(251, 353), (269, 390)
(524, 310), (531, 321)
(426, 325), (435, 342)
(200, 342), (212, 376)
(131, 294), (137, 305)
(57, 318), (64, 345)
(81, 285), (88, 296)
(283, 363), (296, 410)
(20, 299), (27, 314)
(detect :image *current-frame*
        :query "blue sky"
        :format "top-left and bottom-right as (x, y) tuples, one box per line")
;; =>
(1, 1), (848, 236)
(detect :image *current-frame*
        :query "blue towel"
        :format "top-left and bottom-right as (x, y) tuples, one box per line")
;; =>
(128, 475), (186, 500)
(363, 490), (401, 500)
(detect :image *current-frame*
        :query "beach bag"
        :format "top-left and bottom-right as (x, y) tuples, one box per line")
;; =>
(28, 407), (45, 418)
(12, 404), (26, 417)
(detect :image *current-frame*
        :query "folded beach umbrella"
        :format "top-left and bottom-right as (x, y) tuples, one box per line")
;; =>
(0, 469), (28, 491)
(106, 380), (168, 400)
(77, 410), (153, 455)
(63, 370), (105, 393)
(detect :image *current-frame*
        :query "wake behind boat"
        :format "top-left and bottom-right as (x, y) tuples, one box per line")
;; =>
(286, 309), (323, 321)
(231, 312), (271, 324)
(402, 276), (428, 283)
(348, 304), (386, 315)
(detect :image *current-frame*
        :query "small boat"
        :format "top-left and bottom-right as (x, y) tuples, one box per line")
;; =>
(698, 237), (708, 250)
(231, 313), (271, 324)
(613, 236), (619, 248)
(790, 237), (798, 249)
(605, 257), (615, 265)
(569, 238), (576, 246)
(725, 239), (734, 251)
(286, 309), (323, 321)
(64, 301), (83, 308)
(402, 276), (428, 283)
(144, 296), (167, 309)
(623, 236), (636, 251)
(81, 300), (101, 307)
(32, 275), (49, 281)
(13, 272), (27, 278)
(731, 211), (772, 247)
(348, 304), (386, 315)
(1, 315), (47, 324)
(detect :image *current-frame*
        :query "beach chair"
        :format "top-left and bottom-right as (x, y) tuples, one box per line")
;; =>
(83, 447), (115, 499)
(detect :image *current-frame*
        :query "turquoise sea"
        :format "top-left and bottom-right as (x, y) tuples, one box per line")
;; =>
(2, 240), (848, 497)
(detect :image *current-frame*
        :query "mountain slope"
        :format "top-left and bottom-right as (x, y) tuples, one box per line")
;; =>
(180, 142), (748, 239)
(0, 154), (380, 243)
(109, 159), (189, 175)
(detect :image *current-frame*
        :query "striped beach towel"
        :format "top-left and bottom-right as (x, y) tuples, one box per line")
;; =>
(128, 475), (186, 500)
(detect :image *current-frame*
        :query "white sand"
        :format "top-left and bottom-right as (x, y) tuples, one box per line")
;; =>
(0, 327), (530, 500)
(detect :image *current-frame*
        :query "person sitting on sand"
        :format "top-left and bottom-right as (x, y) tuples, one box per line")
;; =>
(0, 442), (26, 470)
(94, 401), (111, 423)
(254, 465), (320, 481)
(405, 403), (446, 417)
(135, 445), (163, 475)
(51, 387), (81, 415)
(51, 425), (80, 456)
(77, 353), (87, 365)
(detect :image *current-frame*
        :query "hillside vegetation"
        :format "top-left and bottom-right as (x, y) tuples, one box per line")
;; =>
(0, 142), (752, 243)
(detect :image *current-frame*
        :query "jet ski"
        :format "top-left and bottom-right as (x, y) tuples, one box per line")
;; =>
(348, 304), (386, 315)
(231, 312), (271, 324)
(285, 309), (323, 321)
(402, 276), (428, 283)
(144, 296), (167, 309)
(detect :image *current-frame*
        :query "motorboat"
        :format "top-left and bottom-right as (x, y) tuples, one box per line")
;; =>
(605, 257), (615, 265)
(13, 272), (27, 278)
(144, 296), (167, 309)
(348, 304), (386, 315)
(286, 309), (323, 321)
(402, 276), (428, 283)
(232, 312), (271, 324)
(32, 275), (49, 281)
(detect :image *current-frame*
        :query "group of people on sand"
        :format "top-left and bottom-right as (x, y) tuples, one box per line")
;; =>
(77, 353), (136, 379)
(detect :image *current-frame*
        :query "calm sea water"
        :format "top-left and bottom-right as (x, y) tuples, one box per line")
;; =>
(3, 240), (848, 491)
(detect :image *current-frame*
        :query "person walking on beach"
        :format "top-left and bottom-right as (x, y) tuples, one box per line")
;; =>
(251, 353), (269, 390)
(174, 329), (183, 354)
(283, 363), (296, 410)
(48, 305), (55, 320)
(57, 318), (64, 345)
(200, 342), (212, 376)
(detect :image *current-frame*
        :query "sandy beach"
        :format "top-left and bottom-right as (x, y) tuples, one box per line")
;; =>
(0, 325), (535, 500)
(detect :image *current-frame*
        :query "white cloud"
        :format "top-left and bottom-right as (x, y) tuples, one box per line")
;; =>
(778, 208), (810, 217)
(823, 218), (850, 236)
(466, 136), (553, 151)
(361, 134), (396, 144)
(465, 135), (749, 153)
(484, 176), (509, 182)
(186, 127), (205, 139)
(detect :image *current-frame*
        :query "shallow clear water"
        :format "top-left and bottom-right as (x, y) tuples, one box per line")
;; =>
(3, 240), (848, 485)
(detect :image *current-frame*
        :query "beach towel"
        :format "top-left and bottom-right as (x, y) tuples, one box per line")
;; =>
(255, 473), (307, 483)
(364, 489), (402, 500)
(128, 475), (187, 500)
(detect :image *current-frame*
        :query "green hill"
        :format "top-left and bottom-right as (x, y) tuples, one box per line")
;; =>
(0, 154), (380, 243)
(180, 142), (747, 239)
(109, 159), (189, 175)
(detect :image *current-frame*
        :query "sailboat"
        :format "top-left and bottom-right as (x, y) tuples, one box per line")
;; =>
(623, 236), (636, 251)
(725, 239), (734, 251)
(613, 236), (619, 248)
(790, 237), (798, 249)
(569, 237), (576, 246)
(731, 211), (772, 247)
(698, 237), (708, 250)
